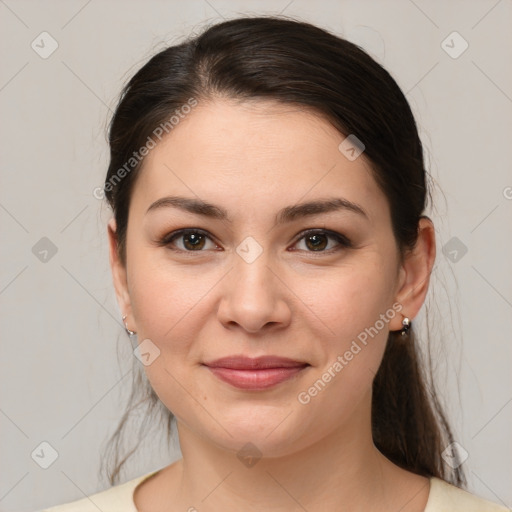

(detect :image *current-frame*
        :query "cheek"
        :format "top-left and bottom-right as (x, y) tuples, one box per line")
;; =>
(319, 258), (397, 338)
(127, 254), (211, 350)
(297, 285), (392, 432)
(126, 258), (211, 418)
(306, 257), (397, 392)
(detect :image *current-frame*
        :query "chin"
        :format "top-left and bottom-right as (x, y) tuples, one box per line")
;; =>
(196, 404), (314, 458)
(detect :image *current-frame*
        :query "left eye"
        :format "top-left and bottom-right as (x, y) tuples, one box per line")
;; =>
(293, 230), (351, 252)
(160, 229), (351, 253)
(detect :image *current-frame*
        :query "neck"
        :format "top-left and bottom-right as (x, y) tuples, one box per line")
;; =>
(163, 392), (414, 511)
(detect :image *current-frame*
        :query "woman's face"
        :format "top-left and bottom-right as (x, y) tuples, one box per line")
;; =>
(110, 98), (411, 456)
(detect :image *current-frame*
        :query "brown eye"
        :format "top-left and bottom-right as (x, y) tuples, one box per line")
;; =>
(160, 228), (351, 255)
(304, 233), (328, 251)
(182, 232), (206, 250)
(293, 229), (351, 253)
(162, 229), (218, 252)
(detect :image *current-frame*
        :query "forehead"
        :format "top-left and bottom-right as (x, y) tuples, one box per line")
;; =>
(130, 99), (388, 225)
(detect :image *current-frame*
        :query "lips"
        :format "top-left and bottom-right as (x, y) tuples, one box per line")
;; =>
(203, 355), (309, 390)
(204, 355), (308, 369)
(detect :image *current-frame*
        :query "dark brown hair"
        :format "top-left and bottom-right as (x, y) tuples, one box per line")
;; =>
(101, 15), (465, 488)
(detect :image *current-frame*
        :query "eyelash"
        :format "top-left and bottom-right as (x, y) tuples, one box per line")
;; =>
(158, 228), (352, 256)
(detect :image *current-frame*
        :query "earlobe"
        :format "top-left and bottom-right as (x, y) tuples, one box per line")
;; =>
(107, 218), (132, 321)
(391, 217), (436, 331)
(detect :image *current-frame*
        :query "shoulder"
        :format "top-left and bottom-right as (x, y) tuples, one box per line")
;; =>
(425, 477), (510, 512)
(38, 471), (159, 512)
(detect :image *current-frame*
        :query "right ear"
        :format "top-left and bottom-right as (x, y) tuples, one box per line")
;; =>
(107, 218), (132, 323)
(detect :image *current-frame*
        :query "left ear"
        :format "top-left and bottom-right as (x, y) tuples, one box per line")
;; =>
(390, 216), (436, 331)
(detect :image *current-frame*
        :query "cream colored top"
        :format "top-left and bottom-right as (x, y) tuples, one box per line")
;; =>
(40, 471), (510, 511)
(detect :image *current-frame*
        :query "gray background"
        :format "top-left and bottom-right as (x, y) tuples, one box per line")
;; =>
(1, 0), (511, 510)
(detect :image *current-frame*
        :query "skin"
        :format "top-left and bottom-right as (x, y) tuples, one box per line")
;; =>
(108, 98), (436, 512)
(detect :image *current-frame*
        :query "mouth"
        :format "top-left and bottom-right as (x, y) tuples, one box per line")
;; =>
(203, 355), (310, 390)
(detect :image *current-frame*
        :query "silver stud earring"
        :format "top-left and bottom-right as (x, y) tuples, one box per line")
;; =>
(122, 315), (136, 336)
(400, 317), (410, 336)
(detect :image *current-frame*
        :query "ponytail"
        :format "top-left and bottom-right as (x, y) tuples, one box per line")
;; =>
(372, 328), (465, 487)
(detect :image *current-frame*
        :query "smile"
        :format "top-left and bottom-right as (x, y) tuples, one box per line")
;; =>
(203, 355), (309, 390)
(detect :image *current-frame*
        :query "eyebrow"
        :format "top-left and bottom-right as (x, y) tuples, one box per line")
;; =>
(145, 195), (369, 223)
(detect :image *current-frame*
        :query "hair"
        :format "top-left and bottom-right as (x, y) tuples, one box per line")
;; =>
(100, 15), (465, 488)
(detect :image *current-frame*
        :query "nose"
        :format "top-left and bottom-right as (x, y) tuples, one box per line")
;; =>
(216, 252), (292, 334)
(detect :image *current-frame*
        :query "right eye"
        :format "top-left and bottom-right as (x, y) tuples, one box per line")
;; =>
(160, 229), (221, 252)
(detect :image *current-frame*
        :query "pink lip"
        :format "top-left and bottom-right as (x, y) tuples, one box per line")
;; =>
(203, 356), (309, 390)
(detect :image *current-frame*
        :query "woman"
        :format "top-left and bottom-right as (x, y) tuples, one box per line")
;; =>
(42, 16), (508, 512)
